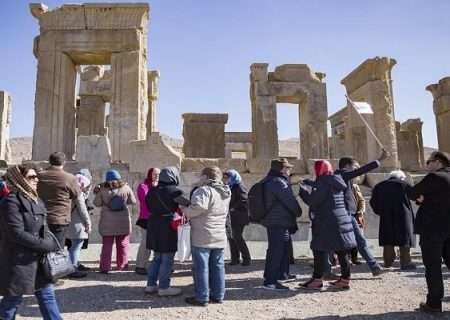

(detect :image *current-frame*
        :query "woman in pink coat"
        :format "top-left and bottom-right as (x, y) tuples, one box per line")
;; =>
(135, 168), (160, 275)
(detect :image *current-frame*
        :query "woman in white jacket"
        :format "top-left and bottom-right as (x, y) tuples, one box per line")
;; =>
(182, 167), (231, 307)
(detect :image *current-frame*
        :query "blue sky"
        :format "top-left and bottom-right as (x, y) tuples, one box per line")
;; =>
(1, 0), (449, 147)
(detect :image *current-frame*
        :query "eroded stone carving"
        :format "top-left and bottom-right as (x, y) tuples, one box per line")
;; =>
(396, 119), (424, 171)
(426, 77), (450, 153)
(0, 91), (11, 162)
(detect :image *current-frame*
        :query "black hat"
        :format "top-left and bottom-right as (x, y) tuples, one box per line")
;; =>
(270, 158), (294, 172)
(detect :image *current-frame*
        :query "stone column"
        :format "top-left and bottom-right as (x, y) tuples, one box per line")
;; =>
(0, 91), (11, 161)
(147, 70), (159, 136)
(32, 51), (77, 160)
(110, 50), (148, 162)
(426, 77), (450, 153)
(250, 63), (278, 159)
(299, 85), (329, 161)
(182, 113), (228, 158)
(77, 95), (106, 136)
(341, 57), (399, 169)
(397, 119), (424, 170)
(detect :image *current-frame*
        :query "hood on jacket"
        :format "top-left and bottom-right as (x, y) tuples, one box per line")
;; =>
(203, 180), (231, 199)
(319, 174), (347, 192)
(224, 169), (242, 187)
(159, 166), (180, 186)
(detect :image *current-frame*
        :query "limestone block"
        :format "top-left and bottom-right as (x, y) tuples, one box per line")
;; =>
(250, 63), (269, 81)
(75, 135), (111, 170)
(181, 158), (220, 172)
(246, 159), (271, 174)
(182, 113), (228, 158)
(218, 159), (247, 172)
(128, 133), (181, 173)
(269, 64), (323, 83)
(77, 96), (106, 136)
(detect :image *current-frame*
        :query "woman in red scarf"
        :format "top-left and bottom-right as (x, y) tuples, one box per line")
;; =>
(135, 168), (160, 275)
(298, 160), (356, 290)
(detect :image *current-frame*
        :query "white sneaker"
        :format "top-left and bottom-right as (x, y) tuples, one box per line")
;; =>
(158, 287), (182, 296)
(145, 285), (158, 294)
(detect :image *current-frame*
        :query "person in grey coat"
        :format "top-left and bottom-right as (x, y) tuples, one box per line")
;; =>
(299, 160), (356, 290)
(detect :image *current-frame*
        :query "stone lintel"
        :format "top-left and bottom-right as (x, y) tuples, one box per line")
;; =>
(341, 56), (397, 94)
(401, 118), (423, 131)
(225, 132), (252, 143)
(269, 64), (324, 83)
(182, 113), (228, 124)
(30, 3), (149, 31)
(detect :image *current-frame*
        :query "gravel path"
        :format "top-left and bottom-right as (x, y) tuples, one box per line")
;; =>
(15, 242), (449, 320)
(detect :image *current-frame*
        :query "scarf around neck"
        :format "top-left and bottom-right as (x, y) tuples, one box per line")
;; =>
(5, 166), (39, 203)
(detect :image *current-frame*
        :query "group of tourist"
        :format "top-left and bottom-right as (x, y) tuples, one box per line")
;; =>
(0, 147), (449, 318)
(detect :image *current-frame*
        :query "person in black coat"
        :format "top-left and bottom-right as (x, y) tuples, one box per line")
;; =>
(334, 150), (388, 275)
(223, 169), (251, 266)
(261, 158), (302, 291)
(370, 170), (416, 269)
(406, 151), (450, 313)
(145, 167), (185, 297)
(0, 164), (61, 320)
(299, 160), (356, 290)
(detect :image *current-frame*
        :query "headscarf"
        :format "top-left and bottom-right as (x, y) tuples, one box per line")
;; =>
(144, 168), (160, 187)
(314, 160), (333, 177)
(78, 168), (92, 181)
(4, 166), (39, 203)
(224, 169), (242, 187)
(159, 167), (180, 186)
(75, 173), (91, 189)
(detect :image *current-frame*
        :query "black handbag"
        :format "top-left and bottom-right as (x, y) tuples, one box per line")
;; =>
(41, 232), (76, 282)
(136, 218), (148, 230)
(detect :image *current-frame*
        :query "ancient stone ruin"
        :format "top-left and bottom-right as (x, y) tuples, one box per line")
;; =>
(427, 77), (450, 154)
(0, 91), (11, 163)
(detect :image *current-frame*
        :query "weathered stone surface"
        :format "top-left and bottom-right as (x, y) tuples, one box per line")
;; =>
(0, 91), (11, 162)
(147, 70), (159, 135)
(128, 133), (181, 173)
(182, 113), (228, 158)
(396, 119), (425, 171)
(75, 135), (111, 170)
(225, 132), (252, 159)
(427, 77), (450, 154)
(341, 57), (399, 169)
(328, 107), (348, 159)
(250, 63), (329, 161)
(77, 96), (106, 136)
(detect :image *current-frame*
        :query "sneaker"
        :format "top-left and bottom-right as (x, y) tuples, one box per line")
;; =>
(323, 272), (340, 281)
(68, 271), (88, 279)
(209, 297), (223, 304)
(329, 278), (350, 290)
(144, 285), (158, 294)
(299, 278), (323, 290)
(371, 266), (384, 276)
(280, 273), (298, 281)
(158, 287), (182, 297)
(185, 296), (208, 307)
(417, 302), (442, 313)
(77, 264), (91, 272)
(400, 263), (417, 271)
(135, 267), (148, 275)
(262, 283), (290, 291)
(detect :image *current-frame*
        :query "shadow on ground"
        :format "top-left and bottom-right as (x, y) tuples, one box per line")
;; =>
(280, 312), (450, 319)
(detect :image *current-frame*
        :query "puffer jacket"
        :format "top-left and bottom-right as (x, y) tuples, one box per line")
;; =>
(299, 174), (356, 252)
(261, 170), (302, 229)
(184, 180), (231, 248)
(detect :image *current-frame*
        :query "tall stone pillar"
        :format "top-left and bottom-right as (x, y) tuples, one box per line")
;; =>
(147, 70), (159, 136)
(32, 51), (77, 160)
(426, 77), (450, 153)
(396, 118), (424, 170)
(250, 63), (278, 158)
(110, 50), (148, 162)
(341, 57), (399, 169)
(0, 91), (11, 162)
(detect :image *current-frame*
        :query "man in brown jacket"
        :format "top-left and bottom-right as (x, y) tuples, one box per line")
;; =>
(37, 152), (80, 246)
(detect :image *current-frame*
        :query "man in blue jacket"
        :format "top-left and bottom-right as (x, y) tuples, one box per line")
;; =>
(261, 158), (302, 291)
(334, 149), (388, 276)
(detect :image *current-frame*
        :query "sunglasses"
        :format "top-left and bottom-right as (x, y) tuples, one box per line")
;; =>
(26, 175), (39, 180)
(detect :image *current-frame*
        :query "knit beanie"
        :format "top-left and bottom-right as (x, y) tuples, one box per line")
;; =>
(105, 169), (121, 182)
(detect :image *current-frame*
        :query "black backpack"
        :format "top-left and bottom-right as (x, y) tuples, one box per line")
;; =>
(248, 179), (271, 223)
(108, 190), (126, 211)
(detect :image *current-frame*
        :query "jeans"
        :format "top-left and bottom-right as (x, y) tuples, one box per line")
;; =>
(263, 227), (290, 285)
(420, 234), (450, 308)
(48, 224), (68, 248)
(99, 234), (130, 272)
(228, 224), (251, 263)
(68, 238), (84, 268)
(313, 250), (350, 279)
(0, 285), (62, 320)
(351, 217), (378, 269)
(191, 246), (225, 303)
(147, 252), (175, 289)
